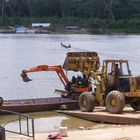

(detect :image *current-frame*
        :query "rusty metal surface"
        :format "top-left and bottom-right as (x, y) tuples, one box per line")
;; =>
(0, 97), (79, 114)
(58, 107), (140, 125)
(3, 97), (77, 105)
(1, 109), (35, 139)
(63, 52), (100, 72)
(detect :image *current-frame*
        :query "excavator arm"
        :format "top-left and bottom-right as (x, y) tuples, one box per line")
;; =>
(21, 65), (68, 87)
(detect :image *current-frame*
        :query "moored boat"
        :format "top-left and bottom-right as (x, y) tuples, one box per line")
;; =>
(0, 97), (78, 114)
(61, 42), (71, 48)
(15, 26), (27, 34)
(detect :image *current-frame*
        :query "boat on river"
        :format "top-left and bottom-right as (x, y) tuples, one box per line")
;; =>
(61, 42), (71, 48)
(0, 97), (78, 114)
(15, 26), (27, 34)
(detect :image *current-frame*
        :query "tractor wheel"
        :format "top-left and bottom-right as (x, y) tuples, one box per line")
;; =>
(79, 92), (95, 112)
(0, 97), (3, 106)
(130, 101), (140, 111)
(106, 90), (125, 114)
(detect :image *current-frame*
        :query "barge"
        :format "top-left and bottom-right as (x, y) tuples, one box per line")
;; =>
(0, 97), (79, 114)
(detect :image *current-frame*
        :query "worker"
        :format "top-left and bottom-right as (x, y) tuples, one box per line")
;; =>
(72, 76), (76, 84)
(110, 64), (122, 77)
(77, 75), (82, 85)
(82, 74), (89, 86)
(114, 64), (122, 77)
(114, 64), (122, 89)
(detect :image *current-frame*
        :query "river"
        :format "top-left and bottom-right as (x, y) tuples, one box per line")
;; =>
(0, 33), (140, 133)
(0, 33), (140, 100)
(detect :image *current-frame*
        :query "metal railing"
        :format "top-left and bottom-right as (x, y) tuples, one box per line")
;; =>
(0, 109), (35, 140)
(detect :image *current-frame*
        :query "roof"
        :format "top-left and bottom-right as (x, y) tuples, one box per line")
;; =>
(65, 26), (80, 30)
(32, 23), (51, 28)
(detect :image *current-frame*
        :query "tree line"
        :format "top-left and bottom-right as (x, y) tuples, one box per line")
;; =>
(0, 0), (140, 33)
(0, 0), (140, 20)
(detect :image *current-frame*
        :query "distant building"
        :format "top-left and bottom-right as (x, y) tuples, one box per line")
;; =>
(65, 26), (80, 30)
(32, 23), (51, 28)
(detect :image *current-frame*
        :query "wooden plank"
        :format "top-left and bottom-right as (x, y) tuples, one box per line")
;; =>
(58, 107), (140, 125)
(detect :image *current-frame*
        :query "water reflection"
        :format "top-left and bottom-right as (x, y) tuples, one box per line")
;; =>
(0, 111), (96, 133)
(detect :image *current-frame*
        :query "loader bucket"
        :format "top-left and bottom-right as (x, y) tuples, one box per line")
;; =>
(63, 52), (100, 72)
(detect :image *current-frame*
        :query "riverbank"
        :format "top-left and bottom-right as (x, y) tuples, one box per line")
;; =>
(1, 17), (140, 35)
(7, 124), (140, 140)
(0, 29), (134, 35)
(0, 26), (139, 35)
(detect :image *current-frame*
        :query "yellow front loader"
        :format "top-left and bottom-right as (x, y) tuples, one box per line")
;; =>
(63, 52), (140, 113)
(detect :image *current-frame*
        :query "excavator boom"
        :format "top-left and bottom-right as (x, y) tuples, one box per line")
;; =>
(21, 65), (68, 87)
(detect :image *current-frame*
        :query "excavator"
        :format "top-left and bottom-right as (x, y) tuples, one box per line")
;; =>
(21, 52), (97, 99)
(21, 52), (140, 114)
(21, 64), (92, 99)
(21, 65), (91, 99)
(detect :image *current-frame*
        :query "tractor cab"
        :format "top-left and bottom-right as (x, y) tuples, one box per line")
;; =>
(102, 60), (131, 92)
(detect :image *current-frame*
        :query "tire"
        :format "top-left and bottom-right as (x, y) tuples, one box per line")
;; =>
(130, 101), (140, 111)
(79, 92), (95, 112)
(106, 90), (125, 114)
(0, 97), (3, 106)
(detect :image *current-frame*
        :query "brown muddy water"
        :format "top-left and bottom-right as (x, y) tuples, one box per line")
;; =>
(0, 111), (97, 133)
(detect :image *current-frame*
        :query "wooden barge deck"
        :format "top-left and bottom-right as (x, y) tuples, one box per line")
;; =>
(0, 97), (79, 114)
(59, 107), (140, 125)
(1, 98), (140, 125)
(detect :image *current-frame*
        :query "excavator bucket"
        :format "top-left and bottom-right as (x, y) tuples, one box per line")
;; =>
(21, 71), (32, 82)
(63, 52), (100, 72)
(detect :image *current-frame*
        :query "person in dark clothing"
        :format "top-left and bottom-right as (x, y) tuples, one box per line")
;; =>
(82, 74), (89, 86)
(110, 64), (122, 77)
(72, 76), (76, 84)
(110, 64), (122, 89)
(114, 64), (122, 77)
(113, 64), (122, 89)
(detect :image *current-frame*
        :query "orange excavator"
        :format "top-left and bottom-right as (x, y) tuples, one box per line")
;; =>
(21, 52), (99, 99)
(21, 64), (91, 99)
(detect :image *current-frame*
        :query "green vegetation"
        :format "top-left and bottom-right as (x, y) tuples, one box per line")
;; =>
(0, 0), (140, 33)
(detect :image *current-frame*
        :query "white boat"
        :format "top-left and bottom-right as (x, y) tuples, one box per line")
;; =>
(61, 42), (71, 48)
(16, 26), (27, 33)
